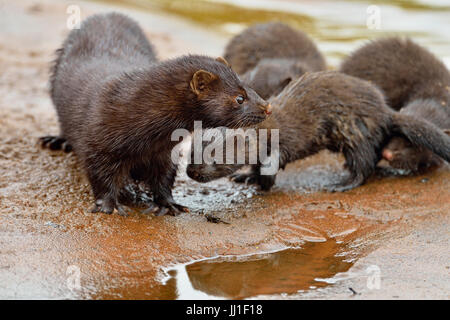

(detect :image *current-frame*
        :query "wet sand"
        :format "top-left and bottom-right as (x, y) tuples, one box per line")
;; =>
(0, 0), (449, 299)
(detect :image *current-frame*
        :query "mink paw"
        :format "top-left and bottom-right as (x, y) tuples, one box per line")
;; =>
(40, 136), (72, 152)
(91, 198), (129, 216)
(230, 173), (259, 185)
(230, 173), (275, 190)
(143, 201), (189, 216)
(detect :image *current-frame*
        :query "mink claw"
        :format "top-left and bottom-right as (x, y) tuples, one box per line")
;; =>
(169, 203), (189, 216)
(116, 204), (129, 217)
(142, 202), (159, 215)
(40, 136), (69, 151)
(154, 206), (170, 216)
(91, 199), (104, 213)
(90, 198), (121, 215)
(230, 173), (258, 185)
(173, 203), (189, 213)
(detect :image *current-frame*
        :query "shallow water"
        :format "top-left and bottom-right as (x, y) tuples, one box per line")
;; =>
(0, 0), (449, 299)
(115, 0), (450, 66)
(163, 239), (353, 299)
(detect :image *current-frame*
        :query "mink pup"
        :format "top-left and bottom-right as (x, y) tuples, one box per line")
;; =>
(187, 71), (450, 191)
(224, 22), (326, 75)
(241, 58), (322, 100)
(382, 99), (450, 172)
(340, 37), (450, 172)
(224, 22), (326, 99)
(42, 13), (270, 216)
(340, 37), (450, 110)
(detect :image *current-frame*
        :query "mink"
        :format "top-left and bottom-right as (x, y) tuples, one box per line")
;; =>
(340, 37), (450, 171)
(340, 37), (450, 110)
(224, 22), (326, 75)
(241, 58), (322, 100)
(381, 99), (450, 172)
(41, 13), (270, 216)
(224, 22), (326, 100)
(187, 71), (450, 191)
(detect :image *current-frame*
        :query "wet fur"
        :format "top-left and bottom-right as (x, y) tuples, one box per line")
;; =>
(385, 100), (450, 172)
(224, 22), (326, 75)
(187, 72), (450, 191)
(341, 37), (450, 172)
(242, 58), (323, 100)
(44, 13), (269, 215)
(340, 37), (450, 110)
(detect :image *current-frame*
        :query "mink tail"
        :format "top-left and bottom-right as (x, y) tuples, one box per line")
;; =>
(390, 113), (450, 162)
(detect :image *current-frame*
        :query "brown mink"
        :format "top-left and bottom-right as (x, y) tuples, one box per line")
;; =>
(241, 58), (321, 100)
(41, 13), (270, 216)
(224, 22), (326, 75)
(382, 99), (450, 172)
(340, 37), (450, 110)
(187, 71), (450, 191)
(340, 37), (450, 172)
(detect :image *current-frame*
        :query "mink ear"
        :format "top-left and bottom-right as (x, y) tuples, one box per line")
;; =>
(190, 70), (218, 95)
(215, 56), (229, 67)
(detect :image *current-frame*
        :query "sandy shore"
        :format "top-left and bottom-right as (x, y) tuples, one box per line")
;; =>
(0, 0), (448, 299)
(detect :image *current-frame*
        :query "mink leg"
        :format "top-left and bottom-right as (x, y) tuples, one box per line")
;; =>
(230, 165), (260, 184)
(40, 136), (72, 152)
(86, 159), (129, 216)
(146, 161), (189, 216)
(326, 146), (378, 192)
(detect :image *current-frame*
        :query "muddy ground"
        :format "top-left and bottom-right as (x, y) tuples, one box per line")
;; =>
(0, 0), (449, 299)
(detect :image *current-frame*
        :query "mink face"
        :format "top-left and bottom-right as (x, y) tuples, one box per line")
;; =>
(341, 38), (450, 173)
(242, 58), (311, 99)
(187, 161), (241, 183)
(193, 69), (271, 128)
(42, 13), (270, 216)
(382, 138), (441, 172)
(187, 71), (450, 192)
(187, 127), (247, 182)
(381, 99), (450, 172)
(224, 22), (326, 75)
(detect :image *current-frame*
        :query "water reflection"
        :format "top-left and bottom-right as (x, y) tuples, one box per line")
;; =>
(164, 239), (353, 299)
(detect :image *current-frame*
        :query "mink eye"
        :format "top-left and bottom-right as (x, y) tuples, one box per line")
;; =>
(236, 95), (245, 104)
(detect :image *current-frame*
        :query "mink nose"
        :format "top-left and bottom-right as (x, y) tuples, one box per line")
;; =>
(264, 103), (272, 115)
(382, 149), (394, 161)
(190, 171), (200, 179)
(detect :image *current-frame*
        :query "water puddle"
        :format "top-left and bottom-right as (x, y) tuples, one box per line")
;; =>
(161, 239), (354, 299)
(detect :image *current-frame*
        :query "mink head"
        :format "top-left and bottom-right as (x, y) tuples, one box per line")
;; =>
(188, 56), (272, 128)
(242, 58), (310, 99)
(186, 127), (248, 183)
(382, 132), (449, 172)
(382, 99), (450, 172)
(187, 161), (240, 183)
